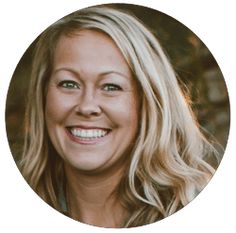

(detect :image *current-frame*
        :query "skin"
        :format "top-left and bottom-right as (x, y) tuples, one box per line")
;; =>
(45, 29), (140, 227)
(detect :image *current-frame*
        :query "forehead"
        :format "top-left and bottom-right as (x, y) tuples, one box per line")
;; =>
(53, 29), (128, 68)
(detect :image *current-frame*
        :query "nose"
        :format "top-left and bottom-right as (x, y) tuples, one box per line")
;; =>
(75, 88), (102, 117)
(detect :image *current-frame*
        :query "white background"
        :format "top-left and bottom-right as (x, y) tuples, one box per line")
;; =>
(0, 0), (235, 232)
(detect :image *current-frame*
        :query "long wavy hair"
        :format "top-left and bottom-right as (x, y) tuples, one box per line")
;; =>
(20, 5), (218, 227)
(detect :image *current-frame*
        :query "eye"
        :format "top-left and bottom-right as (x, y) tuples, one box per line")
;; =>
(58, 80), (80, 89)
(102, 83), (122, 92)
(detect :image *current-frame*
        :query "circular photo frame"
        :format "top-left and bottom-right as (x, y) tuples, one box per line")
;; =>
(5, 3), (230, 228)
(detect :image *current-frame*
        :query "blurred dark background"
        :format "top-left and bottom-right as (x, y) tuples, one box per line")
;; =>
(5, 4), (230, 162)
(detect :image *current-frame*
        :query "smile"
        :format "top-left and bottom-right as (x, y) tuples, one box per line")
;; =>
(67, 127), (110, 141)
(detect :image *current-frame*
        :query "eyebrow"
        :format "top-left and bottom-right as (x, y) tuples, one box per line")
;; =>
(99, 71), (130, 80)
(52, 67), (131, 80)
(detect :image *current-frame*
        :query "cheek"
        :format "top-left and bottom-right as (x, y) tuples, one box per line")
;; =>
(106, 95), (139, 130)
(45, 88), (73, 124)
(126, 96), (140, 136)
(45, 90), (60, 124)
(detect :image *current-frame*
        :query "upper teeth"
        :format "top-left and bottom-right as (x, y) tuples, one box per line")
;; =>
(70, 128), (108, 139)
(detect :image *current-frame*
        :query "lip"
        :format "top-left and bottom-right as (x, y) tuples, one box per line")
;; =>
(65, 126), (111, 145)
(67, 125), (111, 130)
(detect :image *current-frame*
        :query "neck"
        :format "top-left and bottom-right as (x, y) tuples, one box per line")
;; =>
(64, 164), (128, 227)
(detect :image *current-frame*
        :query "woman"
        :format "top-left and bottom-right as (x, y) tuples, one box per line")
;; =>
(20, 6), (218, 227)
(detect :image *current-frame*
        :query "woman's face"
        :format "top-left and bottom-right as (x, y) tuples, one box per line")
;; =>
(45, 30), (140, 175)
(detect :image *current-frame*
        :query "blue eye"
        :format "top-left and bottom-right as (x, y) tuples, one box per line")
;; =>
(103, 83), (122, 92)
(58, 80), (80, 89)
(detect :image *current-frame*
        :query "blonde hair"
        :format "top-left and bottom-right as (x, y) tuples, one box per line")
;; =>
(20, 6), (218, 227)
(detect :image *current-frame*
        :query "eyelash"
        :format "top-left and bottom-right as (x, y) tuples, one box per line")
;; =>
(58, 81), (122, 92)
(102, 83), (122, 92)
(58, 80), (80, 89)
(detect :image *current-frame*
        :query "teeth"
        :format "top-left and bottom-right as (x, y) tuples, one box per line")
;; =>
(70, 128), (109, 139)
